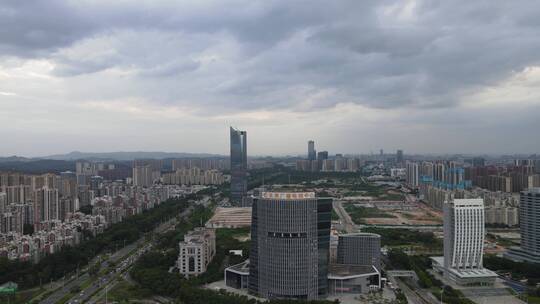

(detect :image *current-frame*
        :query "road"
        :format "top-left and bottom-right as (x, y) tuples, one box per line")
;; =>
(333, 200), (356, 233)
(395, 278), (432, 304)
(39, 197), (204, 304)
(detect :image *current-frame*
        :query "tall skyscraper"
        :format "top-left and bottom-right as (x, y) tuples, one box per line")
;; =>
(307, 140), (316, 160)
(506, 188), (540, 263)
(249, 192), (331, 300)
(396, 149), (403, 164)
(406, 161), (419, 188)
(432, 199), (496, 286)
(230, 127), (248, 205)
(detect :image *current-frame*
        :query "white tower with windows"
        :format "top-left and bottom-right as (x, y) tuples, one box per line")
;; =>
(432, 198), (496, 286)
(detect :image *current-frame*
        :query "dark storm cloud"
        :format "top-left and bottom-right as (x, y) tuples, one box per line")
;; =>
(2, 0), (540, 111)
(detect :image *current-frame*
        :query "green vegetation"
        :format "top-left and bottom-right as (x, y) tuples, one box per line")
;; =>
(484, 255), (540, 286)
(388, 249), (475, 304)
(528, 296), (540, 304)
(1, 195), (194, 290)
(344, 204), (395, 224)
(248, 166), (361, 189)
(79, 204), (93, 215)
(383, 192), (405, 201)
(130, 199), (337, 304)
(130, 224), (251, 295)
(331, 208), (339, 220)
(23, 223), (34, 235)
(362, 227), (442, 249)
(106, 279), (152, 302)
(395, 290), (408, 304)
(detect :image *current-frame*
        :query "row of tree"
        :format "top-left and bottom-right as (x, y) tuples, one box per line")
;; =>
(0, 195), (193, 289)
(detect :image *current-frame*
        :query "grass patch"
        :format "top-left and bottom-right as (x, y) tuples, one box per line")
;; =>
(344, 204), (395, 224)
(362, 227), (442, 249)
(528, 296), (540, 304)
(331, 208), (339, 220)
(106, 279), (153, 302)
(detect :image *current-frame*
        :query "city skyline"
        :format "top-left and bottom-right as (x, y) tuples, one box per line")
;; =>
(1, 1), (540, 156)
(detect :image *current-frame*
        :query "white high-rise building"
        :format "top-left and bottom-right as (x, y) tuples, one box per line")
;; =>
(406, 161), (419, 188)
(432, 199), (496, 286)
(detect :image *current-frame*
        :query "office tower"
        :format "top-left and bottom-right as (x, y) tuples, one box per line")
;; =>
(432, 199), (496, 286)
(177, 228), (216, 278)
(132, 165), (153, 187)
(317, 151), (328, 160)
(308, 140), (316, 160)
(337, 233), (381, 270)
(249, 192), (331, 300)
(230, 127), (248, 205)
(506, 188), (540, 263)
(396, 150), (404, 164)
(380, 149), (383, 156)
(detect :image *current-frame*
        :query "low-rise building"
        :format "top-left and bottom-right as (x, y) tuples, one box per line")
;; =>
(177, 228), (216, 278)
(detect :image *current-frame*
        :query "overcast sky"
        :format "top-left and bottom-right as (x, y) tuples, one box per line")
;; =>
(1, 0), (540, 157)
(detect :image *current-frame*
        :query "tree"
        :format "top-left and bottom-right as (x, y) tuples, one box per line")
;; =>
(23, 224), (34, 235)
(89, 263), (101, 277)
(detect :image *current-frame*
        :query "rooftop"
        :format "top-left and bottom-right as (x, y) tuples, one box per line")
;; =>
(226, 260), (250, 275)
(260, 192), (315, 200)
(430, 257), (497, 278)
(328, 264), (379, 280)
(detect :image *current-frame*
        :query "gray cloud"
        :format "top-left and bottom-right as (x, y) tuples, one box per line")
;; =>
(1, 0), (540, 155)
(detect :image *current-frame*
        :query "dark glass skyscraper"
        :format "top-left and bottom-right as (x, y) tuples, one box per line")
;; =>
(506, 188), (540, 263)
(230, 127), (247, 205)
(308, 140), (316, 160)
(249, 192), (331, 300)
(396, 149), (403, 164)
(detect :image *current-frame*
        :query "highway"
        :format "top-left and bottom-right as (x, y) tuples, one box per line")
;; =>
(39, 196), (207, 304)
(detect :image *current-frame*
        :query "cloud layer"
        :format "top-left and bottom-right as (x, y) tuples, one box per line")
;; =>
(1, 0), (540, 156)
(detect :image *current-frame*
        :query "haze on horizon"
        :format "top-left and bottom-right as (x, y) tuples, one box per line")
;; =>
(1, 0), (540, 157)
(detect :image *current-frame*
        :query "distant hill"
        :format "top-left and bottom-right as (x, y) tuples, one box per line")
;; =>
(0, 156), (33, 163)
(0, 160), (75, 174)
(42, 151), (225, 161)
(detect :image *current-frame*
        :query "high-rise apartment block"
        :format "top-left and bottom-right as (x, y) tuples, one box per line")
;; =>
(431, 199), (496, 286)
(162, 168), (225, 186)
(230, 127), (248, 206)
(406, 161), (419, 188)
(132, 165), (153, 188)
(33, 187), (60, 227)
